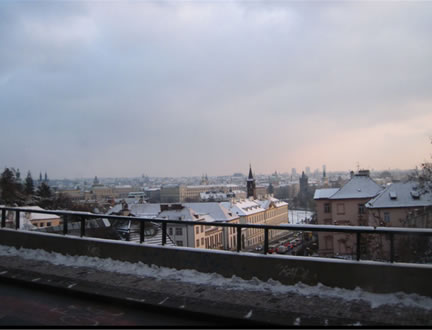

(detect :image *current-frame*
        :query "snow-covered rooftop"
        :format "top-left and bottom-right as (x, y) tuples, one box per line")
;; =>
(221, 199), (265, 216)
(329, 176), (383, 200)
(366, 182), (432, 209)
(158, 207), (202, 222)
(314, 188), (339, 200)
(184, 202), (238, 221)
(20, 206), (61, 220)
(257, 197), (288, 210)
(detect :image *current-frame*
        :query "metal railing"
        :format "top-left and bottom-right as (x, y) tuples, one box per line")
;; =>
(2, 206), (432, 263)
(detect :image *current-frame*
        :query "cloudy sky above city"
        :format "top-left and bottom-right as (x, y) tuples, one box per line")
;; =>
(1, 0), (431, 178)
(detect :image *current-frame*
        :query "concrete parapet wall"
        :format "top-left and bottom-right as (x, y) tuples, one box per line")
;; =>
(1, 228), (431, 297)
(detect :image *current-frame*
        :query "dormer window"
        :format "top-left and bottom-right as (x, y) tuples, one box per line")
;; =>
(411, 191), (420, 199)
(389, 191), (397, 200)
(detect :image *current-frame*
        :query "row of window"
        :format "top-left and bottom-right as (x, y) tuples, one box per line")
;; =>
(36, 222), (52, 227)
(324, 203), (365, 215)
(168, 227), (183, 236)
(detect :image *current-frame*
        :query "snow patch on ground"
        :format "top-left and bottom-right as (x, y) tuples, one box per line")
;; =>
(0, 245), (431, 311)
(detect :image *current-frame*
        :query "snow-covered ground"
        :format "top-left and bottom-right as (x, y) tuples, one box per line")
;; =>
(289, 210), (314, 224)
(0, 244), (431, 311)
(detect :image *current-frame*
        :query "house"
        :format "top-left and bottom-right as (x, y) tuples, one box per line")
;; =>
(4, 206), (62, 230)
(366, 181), (432, 260)
(314, 170), (383, 257)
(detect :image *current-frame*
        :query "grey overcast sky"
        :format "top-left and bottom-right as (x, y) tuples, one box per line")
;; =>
(1, 1), (431, 179)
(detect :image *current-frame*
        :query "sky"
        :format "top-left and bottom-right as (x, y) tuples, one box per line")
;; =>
(1, 0), (431, 179)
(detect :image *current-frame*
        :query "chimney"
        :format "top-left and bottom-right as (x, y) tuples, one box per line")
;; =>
(357, 170), (370, 177)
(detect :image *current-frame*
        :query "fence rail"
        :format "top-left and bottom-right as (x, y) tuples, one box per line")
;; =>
(2, 206), (432, 263)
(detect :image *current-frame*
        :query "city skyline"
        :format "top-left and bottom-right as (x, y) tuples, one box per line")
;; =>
(1, 1), (431, 178)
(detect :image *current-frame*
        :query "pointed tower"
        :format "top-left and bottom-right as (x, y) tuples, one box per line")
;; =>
(247, 164), (256, 199)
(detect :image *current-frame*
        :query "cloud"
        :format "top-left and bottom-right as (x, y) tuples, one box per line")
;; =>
(0, 1), (431, 177)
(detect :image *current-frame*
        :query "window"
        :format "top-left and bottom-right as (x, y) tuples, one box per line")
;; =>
(175, 227), (182, 235)
(336, 203), (345, 215)
(47, 222), (51, 227)
(168, 227), (173, 236)
(176, 241), (183, 246)
(324, 203), (331, 213)
(358, 204), (365, 215)
(325, 236), (333, 249)
(40, 223), (44, 227)
(201, 238), (204, 245)
(196, 239), (199, 247)
(384, 212), (390, 223)
(201, 225), (203, 233)
(195, 226), (199, 234)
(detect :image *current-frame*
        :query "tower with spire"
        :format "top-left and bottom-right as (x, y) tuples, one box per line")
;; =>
(247, 164), (256, 199)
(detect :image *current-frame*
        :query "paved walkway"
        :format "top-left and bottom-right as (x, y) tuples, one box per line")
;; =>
(0, 254), (430, 326)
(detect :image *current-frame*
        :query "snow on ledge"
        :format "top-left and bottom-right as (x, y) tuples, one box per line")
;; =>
(0, 244), (431, 311)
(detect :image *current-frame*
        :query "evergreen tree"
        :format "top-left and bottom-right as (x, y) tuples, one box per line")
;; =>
(37, 182), (52, 198)
(267, 182), (274, 195)
(0, 168), (23, 204)
(24, 171), (34, 196)
(15, 169), (21, 182)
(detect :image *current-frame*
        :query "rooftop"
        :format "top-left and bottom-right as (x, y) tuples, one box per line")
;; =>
(329, 175), (383, 200)
(366, 181), (432, 209)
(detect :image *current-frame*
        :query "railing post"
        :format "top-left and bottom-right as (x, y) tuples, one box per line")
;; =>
(390, 233), (394, 263)
(140, 220), (145, 244)
(356, 232), (361, 261)
(80, 217), (85, 237)
(237, 226), (242, 252)
(15, 210), (20, 230)
(63, 215), (68, 235)
(162, 222), (167, 246)
(1, 209), (6, 228)
(264, 228), (269, 255)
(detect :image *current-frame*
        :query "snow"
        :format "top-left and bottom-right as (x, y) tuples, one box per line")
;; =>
(314, 188), (339, 200)
(367, 182), (432, 209)
(289, 210), (314, 224)
(244, 310), (253, 319)
(329, 176), (382, 200)
(0, 244), (432, 311)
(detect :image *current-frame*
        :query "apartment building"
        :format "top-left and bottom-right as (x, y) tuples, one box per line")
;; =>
(366, 181), (432, 260)
(160, 184), (242, 203)
(108, 201), (240, 250)
(314, 171), (383, 257)
(221, 197), (289, 248)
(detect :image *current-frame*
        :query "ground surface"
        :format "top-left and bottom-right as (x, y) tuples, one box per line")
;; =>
(0, 253), (430, 327)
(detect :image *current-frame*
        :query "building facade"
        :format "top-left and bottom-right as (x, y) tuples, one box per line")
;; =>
(314, 171), (383, 258)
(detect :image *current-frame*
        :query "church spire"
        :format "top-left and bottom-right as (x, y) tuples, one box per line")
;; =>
(247, 164), (256, 199)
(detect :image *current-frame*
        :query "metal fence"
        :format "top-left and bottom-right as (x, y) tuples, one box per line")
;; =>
(2, 206), (432, 263)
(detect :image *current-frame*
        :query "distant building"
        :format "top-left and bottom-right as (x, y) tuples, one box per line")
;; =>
(247, 165), (256, 199)
(160, 184), (186, 203)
